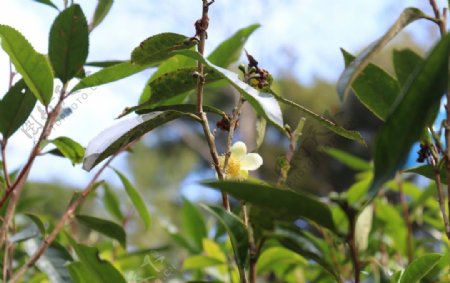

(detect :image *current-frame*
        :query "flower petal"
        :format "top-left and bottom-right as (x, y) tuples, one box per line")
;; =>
(240, 153), (263, 170)
(231, 141), (247, 159)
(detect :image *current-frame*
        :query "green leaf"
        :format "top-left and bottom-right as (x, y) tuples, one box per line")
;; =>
(274, 94), (365, 144)
(83, 111), (196, 171)
(393, 49), (423, 87)
(23, 213), (46, 236)
(113, 169), (151, 229)
(203, 181), (337, 233)
(337, 8), (427, 99)
(208, 24), (260, 68)
(68, 242), (127, 283)
(183, 255), (225, 270)
(90, 0), (113, 31)
(131, 33), (197, 65)
(399, 253), (442, 283)
(145, 67), (223, 106)
(31, 0), (59, 10)
(341, 49), (400, 120)
(85, 60), (124, 67)
(71, 61), (148, 93)
(76, 214), (126, 248)
(256, 246), (306, 274)
(255, 116), (266, 150)
(0, 25), (54, 105)
(370, 33), (450, 199)
(0, 79), (36, 139)
(49, 4), (89, 83)
(181, 198), (208, 253)
(201, 205), (248, 271)
(404, 164), (444, 184)
(102, 182), (124, 222)
(48, 136), (85, 164)
(175, 49), (284, 130)
(120, 103), (226, 119)
(321, 147), (371, 171)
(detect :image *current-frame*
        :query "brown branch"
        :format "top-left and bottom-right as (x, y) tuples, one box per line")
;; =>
(8, 153), (119, 283)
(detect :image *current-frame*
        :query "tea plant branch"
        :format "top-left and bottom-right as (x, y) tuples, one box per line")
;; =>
(194, 0), (230, 210)
(0, 85), (67, 248)
(396, 173), (413, 263)
(9, 151), (121, 283)
(1, 140), (11, 190)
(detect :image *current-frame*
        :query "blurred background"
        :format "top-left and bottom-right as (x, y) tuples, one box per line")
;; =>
(0, 0), (444, 249)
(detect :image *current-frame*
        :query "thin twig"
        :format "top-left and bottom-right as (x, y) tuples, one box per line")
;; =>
(9, 153), (120, 283)
(396, 173), (413, 263)
(1, 140), (11, 189)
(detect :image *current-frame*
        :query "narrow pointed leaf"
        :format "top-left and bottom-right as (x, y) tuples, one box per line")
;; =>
(341, 49), (400, 120)
(85, 60), (124, 67)
(90, 0), (113, 31)
(76, 214), (126, 248)
(370, 33), (450, 199)
(23, 213), (47, 236)
(337, 8), (427, 99)
(83, 111), (195, 170)
(404, 164), (445, 184)
(181, 198), (208, 253)
(175, 50), (284, 130)
(113, 169), (151, 229)
(71, 61), (147, 93)
(48, 136), (85, 164)
(32, 0), (59, 10)
(203, 181), (337, 233)
(0, 79), (37, 139)
(321, 147), (371, 171)
(131, 33), (197, 65)
(393, 49), (423, 87)
(201, 205), (249, 270)
(68, 243), (127, 283)
(49, 4), (89, 83)
(208, 24), (260, 68)
(102, 182), (124, 222)
(0, 25), (53, 105)
(274, 94), (365, 144)
(399, 253), (442, 283)
(183, 255), (225, 270)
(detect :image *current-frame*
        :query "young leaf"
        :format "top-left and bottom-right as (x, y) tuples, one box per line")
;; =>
(203, 181), (338, 233)
(31, 0), (59, 10)
(201, 205), (249, 271)
(404, 164), (445, 184)
(274, 94), (365, 144)
(131, 33), (197, 65)
(102, 182), (124, 222)
(341, 49), (400, 120)
(113, 169), (151, 229)
(393, 49), (423, 87)
(370, 33), (450, 199)
(398, 253), (442, 283)
(174, 50), (284, 130)
(0, 25), (54, 105)
(83, 111), (195, 171)
(182, 255), (225, 270)
(181, 198), (208, 253)
(90, 0), (113, 31)
(321, 147), (371, 171)
(256, 246), (306, 274)
(49, 4), (89, 83)
(208, 24), (260, 68)
(144, 66), (223, 106)
(68, 242), (127, 283)
(0, 79), (37, 139)
(76, 214), (126, 248)
(70, 61), (148, 93)
(48, 136), (85, 164)
(337, 8), (427, 99)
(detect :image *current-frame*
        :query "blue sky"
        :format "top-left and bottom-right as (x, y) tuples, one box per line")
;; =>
(0, 0), (445, 186)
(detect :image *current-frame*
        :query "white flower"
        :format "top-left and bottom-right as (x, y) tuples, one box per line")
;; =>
(218, 141), (263, 180)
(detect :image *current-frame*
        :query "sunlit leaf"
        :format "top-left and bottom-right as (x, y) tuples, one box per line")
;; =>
(113, 169), (151, 229)
(404, 164), (444, 184)
(182, 255), (225, 270)
(76, 214), (126, 248)
(181, 198), (208, 253)
(0, 79), (36, 139)
(256, 246), (306, 274)
(398, 253), (442, 283)
(370, 33), (450, 199)
(48, 136), (85, 165)
(203, 181), (338, 233)
(90, 0), (113, 31)
(321, 146), (371, 171)
(0, 25), (53, 105)
(208, 24), (260, 68)
(131, 33), (197, 65)
(337, 8), (428, 99)
(49, 4), (89, 83)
